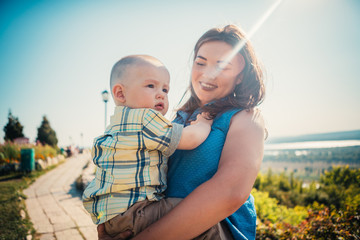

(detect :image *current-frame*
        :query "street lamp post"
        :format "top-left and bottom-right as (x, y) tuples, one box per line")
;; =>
(101, 90), (109, 130)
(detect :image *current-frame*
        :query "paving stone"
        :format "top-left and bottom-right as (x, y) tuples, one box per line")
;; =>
(52, 221), (76, 232)
(67, 207), (94, 227)
(34, 220), (53, 234)
(23, 187), (36, 198)
(79, 226), (98, 240)
(24, 152), (97, 239)
(39, 233), (55, 240)
(25, 198), (53, 233)
(55, 229), (84, 240)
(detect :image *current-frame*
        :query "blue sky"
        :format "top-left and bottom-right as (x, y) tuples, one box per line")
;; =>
(1, 0), (359, 147)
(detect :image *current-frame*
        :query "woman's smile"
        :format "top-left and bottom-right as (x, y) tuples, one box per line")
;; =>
(199, 81), (217, 90)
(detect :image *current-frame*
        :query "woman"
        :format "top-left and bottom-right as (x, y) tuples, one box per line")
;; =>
(99, 24), (266, 240)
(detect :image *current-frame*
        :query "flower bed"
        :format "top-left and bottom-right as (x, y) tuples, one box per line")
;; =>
(0, 142), (64, 175)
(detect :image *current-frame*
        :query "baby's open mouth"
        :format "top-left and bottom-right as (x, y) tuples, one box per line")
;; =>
(155, 103), (164, 110)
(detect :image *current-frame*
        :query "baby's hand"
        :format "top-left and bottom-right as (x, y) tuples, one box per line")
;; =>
(178, 112), (213, 150)
(191, 112), (213, 126)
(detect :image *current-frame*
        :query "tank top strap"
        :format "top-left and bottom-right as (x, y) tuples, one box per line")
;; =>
(213, 108), (243, 133)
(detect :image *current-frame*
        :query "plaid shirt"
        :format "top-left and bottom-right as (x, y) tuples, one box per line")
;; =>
(82, 106), (183, 224)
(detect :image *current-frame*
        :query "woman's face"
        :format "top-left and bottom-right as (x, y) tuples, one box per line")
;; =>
(191, 41), (245, 106)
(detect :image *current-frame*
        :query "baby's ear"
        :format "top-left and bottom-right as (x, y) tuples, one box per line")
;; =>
(112, 84), (126, 104)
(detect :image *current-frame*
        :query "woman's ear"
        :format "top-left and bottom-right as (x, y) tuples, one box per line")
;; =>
(112, 84), (126, 104)
(235, 72), (244, 85)
(235, 53), (245, 85)
(238, 53), (245, 71)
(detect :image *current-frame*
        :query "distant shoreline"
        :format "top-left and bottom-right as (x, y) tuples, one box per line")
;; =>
(266, 129), (360, 144)
(265, 140), (360, 150)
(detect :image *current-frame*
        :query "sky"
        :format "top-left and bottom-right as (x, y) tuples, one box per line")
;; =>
(1, 0), (359, 148)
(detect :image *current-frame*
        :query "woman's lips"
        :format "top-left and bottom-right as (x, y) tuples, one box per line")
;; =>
(200, 81), (217, 90)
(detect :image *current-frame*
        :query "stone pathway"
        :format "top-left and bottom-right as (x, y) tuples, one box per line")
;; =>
(23, 153), (97, 240)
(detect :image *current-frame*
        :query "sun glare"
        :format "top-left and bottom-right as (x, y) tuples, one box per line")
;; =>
(212, 0), (284, 78)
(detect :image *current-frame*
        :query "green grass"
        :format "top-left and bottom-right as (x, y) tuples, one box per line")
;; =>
(0, 164), (62, 240)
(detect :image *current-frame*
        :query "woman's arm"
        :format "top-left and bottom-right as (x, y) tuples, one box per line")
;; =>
(133, 109), (265, 240)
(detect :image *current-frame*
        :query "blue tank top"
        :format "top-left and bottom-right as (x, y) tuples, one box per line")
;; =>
(166, 108), (257, 240)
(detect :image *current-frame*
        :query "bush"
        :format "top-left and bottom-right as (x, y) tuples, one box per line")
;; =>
(252, 189), (308, 226)
(0, 143), (60, 175)
(33, 144), (58, 160)
(0, 142), (21, 164)
(0, 142), (59, 163)
(255, 167), (360, 239)
(256, 205), (360, 239)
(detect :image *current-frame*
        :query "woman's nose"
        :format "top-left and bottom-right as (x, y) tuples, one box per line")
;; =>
(202, 66), (217, 80)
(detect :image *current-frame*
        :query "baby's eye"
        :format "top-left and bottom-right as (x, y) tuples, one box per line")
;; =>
(147, 84), (155, 88)
(162, 88), (169, 93)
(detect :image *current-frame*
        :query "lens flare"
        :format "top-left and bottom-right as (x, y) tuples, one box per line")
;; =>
(176, 0), (283, 110)
(212, 0), (284, 78)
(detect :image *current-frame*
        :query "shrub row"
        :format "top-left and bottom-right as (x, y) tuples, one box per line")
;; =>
(0, 142), (59, 165)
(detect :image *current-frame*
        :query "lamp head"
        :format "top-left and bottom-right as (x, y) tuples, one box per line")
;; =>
(102, 90), (109, 102)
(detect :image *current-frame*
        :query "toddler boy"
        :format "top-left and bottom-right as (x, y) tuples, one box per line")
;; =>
(82, 55), (212, 237)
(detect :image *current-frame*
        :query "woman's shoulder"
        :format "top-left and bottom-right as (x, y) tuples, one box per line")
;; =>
(230, 108), (265, 136)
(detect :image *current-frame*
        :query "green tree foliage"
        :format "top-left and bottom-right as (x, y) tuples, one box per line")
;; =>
(255, 166), (360, 239)
(254, 170), (306, 208)
(252, 189), (308, 225)
(256, 166), (360, 209)
(3, 111), (24, 142)
(36, 116), (58, 147)
(304, 166), (360, 209)
(256, 204), (360, 240)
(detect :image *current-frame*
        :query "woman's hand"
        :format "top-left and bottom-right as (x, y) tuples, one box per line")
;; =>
(97, 223), (133, 240)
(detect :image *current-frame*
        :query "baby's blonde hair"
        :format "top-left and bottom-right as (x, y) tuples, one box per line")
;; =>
(110, 55), (166, 92)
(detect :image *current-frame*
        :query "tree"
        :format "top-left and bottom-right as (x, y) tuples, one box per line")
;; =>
(37, 116), (58, 147)
(3, 110), (24, 142)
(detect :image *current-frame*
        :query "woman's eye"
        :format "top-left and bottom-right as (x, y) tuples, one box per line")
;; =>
(196, 62), (205, 66)
(217, 65), (229, 71)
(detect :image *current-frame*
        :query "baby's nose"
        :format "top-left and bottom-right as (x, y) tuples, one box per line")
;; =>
(156, 91), (165, 99)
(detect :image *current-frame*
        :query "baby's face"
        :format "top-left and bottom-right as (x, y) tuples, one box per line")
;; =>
(122, 64), (170, 115)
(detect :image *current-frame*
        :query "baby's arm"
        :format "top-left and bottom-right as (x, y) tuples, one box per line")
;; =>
(177, 113), (213, 150)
